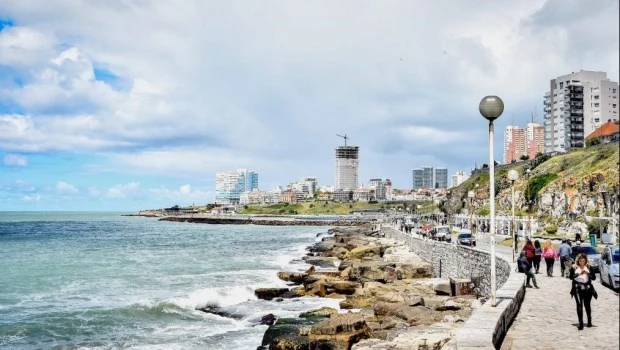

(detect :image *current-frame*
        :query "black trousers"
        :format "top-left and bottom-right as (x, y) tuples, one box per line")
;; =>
(574, 287), (593, 326)
(545, 257), (555, 276)
(533, 256), (541, 273)
(560, 256), (570, 276)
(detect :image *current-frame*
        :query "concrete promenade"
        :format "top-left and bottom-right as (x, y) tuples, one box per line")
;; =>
(476, 236), (619, 350)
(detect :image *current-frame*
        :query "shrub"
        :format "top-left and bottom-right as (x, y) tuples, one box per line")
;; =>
(544, 224), (558, 234)
(525, 173), (558, 202)
(278, 209), (286, 214)
(587, 219), (609, 236)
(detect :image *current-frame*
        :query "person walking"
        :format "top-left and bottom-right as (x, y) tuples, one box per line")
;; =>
(542, 240), (557, 277)
(518, 251), (539, 288)
(558, 239), (572, 278)
(533, 239), (542, 274)
(569, 253), (598, 330)
(523, 239), (536, 265)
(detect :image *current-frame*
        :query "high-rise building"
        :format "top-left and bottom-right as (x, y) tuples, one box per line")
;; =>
(526, 122), (545, 159)
(368, 178), (391, 200)
(412, 167), (438, 189)
(450, 171), (469, 188)
(335, 146), (359, 190)
(544, 70), (619, 153)
(434, 168), (448, 189)
(215, 169), (258, 204)
(412, 169), (424, 190)
(504, 126), (526, 163)
(422, 166), (434, 189)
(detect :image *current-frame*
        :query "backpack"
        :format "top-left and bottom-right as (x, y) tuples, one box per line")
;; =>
(535, 248), (542, 257)
(525, 247), (535, 259)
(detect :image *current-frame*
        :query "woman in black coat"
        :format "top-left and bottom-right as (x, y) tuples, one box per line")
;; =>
(569, 253), (598, 330)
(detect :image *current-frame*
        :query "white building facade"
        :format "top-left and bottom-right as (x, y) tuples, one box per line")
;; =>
(450, 171), (469, 188)
(544, 70), (619, 153)
(215, 169), (259, 204)
(335, 146), (359, 190)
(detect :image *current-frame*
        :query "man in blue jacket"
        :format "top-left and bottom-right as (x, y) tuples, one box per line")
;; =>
(557, 239), (572, 278)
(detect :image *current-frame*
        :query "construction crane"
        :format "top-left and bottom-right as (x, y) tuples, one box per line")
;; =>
(336, 134), (349, 147)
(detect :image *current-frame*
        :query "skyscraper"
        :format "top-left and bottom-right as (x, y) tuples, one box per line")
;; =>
(434, 168), (448, 189)
(544, 70), (618, 153)
(526, 122), (545, 158)
(412, 167), (435, 189)
(503, 125), (526, 163)
(412, 168), (424, 190)
(335, 146), (359, 190)
(215, 169), (258, 204)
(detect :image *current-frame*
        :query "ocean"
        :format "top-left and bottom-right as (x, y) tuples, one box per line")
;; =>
(0, 212), (339, 349)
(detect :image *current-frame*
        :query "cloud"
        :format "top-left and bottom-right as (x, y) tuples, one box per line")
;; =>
(56, 181), (78, 194)
(3, 153), (27, 166)
(106, 182), (140, 199)
(0, 0), (617, 208)
(21, 194), (41, 201)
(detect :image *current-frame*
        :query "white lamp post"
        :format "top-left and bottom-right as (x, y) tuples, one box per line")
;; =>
(468, 190), (475, 234)
(508, 169), (519, 262)
(479, 95), (504, 307)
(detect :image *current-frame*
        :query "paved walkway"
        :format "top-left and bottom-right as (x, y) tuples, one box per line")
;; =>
(474, 235), (619, 350)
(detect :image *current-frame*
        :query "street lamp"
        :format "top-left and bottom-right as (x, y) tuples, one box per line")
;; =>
(599, 184), (607, 244)
(508, 169), (519, 262)
(468, 190), (475, 233)
(524, 168), (532, 239)
(479, 95), (504, 307)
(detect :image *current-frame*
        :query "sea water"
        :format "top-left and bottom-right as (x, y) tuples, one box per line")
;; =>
(0, 212), (339, 349)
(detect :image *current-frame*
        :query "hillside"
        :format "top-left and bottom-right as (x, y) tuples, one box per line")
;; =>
(444, 142), (619, 232)
(237, 200), (437, 216)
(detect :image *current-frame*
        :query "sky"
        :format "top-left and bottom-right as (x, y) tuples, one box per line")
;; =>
(0, 0), (618, 211)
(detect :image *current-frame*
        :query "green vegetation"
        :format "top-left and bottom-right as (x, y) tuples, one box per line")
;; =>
(544, 224), (558, 235)
(524, 173), (559, 202)
(587, 219), (610, 236)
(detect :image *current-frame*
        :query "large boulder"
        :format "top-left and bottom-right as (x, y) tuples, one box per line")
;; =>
(346, 246), (382, 260)
(278, 271), (307, 284)
(303, 256), (340, 268)
(324, 280), (361, 295)
(309, 313), (371, 349)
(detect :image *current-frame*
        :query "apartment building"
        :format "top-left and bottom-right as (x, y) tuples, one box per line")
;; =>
(544, 70), (619, 153)
(215, 169), (258, 204)
(504, 126), (527, 163)
(450, 171), (469, 188)
(434, 168), (448, 189)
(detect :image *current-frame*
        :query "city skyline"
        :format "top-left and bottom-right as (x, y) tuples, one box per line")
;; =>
(0, 0), (618, 211)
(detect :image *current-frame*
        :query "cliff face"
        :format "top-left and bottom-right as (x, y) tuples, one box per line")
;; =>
(445, 142), (619, 231)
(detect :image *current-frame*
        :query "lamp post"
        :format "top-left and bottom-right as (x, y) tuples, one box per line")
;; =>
(479, 95), (504, 307)
(599, 184), (607, 244)
(508, 169), (519, 262)
(468, 190), (475, 234)
(524, 168), (532, 239)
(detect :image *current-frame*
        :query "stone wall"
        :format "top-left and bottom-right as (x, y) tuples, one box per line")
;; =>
(382, 227), (525, 349)
(382, 227), (511, 297)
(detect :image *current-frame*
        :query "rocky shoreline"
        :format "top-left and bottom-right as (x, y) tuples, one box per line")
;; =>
(248, 225), (482, 350)
(159, 216), (369, 226)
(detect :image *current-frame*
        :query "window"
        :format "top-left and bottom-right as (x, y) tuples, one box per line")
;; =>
(594, 95), (599, 100)
(595, 118), (600, 123)
(613, 88), (617, 93)
(594, 103), (599, 107)
(613, 104), (617, 108)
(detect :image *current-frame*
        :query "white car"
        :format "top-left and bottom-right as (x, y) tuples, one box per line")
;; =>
(599, 245), (619, 290)
(431, 226), (451, 242)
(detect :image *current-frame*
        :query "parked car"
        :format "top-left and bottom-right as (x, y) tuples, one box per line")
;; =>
(569, 244), (601, 273)
(457, 232), (476, 247)
(599, 245), (619, 289)
(430, 226), (451, 242)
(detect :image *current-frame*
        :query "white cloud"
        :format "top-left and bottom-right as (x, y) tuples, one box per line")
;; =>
(56, 181), (78, 194)
(106, 182), (140, 198)
(3, 154), (27, 167)
(0, 0), (617, 193)
(21, 194), (41, 202)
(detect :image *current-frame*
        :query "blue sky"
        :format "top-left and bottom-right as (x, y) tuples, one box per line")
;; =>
(0, 0), (618, 211)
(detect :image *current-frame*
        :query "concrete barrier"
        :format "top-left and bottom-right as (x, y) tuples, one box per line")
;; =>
(382, 227), (525, 349)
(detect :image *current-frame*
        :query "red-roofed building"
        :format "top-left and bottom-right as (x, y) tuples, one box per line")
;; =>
(585, 119), (620, 144)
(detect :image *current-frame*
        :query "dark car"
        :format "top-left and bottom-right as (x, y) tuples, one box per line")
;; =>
(569, 245), (601, 273)
(457, 232), (476, 246)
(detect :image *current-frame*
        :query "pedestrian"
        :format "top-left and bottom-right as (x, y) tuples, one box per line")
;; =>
(522, 238), (536, 264)
(569, 253), (598, 330)
(575, 231), (582, 243)
(533, 239), (542, 274)
(558, 239), (572, 278)
(542, 240), (557, 277)
(518, 250), (539, 288)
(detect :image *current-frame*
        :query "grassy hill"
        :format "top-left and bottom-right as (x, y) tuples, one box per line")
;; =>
(237, 200), (437, 215)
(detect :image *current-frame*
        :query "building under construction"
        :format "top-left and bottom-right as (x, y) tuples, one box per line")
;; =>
(335, 146), (359, 190)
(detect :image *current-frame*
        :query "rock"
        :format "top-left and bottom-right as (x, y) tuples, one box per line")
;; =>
(255, 288), (290, 300)
(261, 317), (324, 348)
(407, 297), (425, 307)
(303, 256), (339, 268)
(196, 305), (244, 319)
(310, 313), (371, 349)
(278, 271), (307, 284)
(435, 300), (461, 311)
(340, 295), (376, 309)
(260, 313), (277, 325)
(325, 280), (361, 295)
(346, 246), (382, 260)
(270, 334), (310, 350)
(299, 307), (338, 319)
(353, 261), (397, 283)
(415, 278), (452, 296)
(310, 240), (336, 253)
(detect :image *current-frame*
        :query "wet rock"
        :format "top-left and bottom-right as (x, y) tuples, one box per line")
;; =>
(255, 287), (290, 300)
(278, 271), (307, 284)
(303, 256), (339, 268)
(299, 307), (338, 319)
